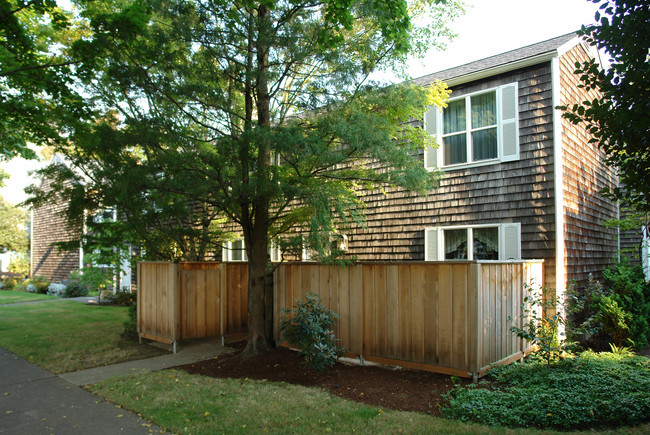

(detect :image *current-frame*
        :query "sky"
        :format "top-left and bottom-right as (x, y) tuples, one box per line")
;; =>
(0, 0), (601, 206)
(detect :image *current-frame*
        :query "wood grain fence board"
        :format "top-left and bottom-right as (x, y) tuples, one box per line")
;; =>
(409, 265), (424, 362)
(337, 266), (351, 349)
(362, 265), (374, 356)
(349, 265), (363, 354)
(437, 264), (453, 368)
(423, 263), (439, 364)
(385, 265), (399, 359)
(451, 264), (468, 370)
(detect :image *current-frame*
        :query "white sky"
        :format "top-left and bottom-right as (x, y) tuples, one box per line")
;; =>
(1, 0), (600, 206)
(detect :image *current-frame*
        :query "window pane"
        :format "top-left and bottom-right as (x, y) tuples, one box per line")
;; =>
(471, 92), (497, 129)
(443, 134), (467, 165)
(473, 227), (499, 260)
(443, 99), (466, 134)
(472, 127), (497, 161)
(444, 229), (468, 260)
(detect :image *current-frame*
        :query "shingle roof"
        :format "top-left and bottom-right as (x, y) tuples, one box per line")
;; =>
(413, 32), (580, 86)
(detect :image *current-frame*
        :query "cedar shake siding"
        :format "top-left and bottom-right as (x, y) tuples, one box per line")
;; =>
(559, 43), (618, 287)
(347, 62), (558, 288)
(30, 178), (82, 282)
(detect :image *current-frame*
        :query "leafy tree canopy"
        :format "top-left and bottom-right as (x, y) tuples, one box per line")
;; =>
(0, 195), (27, 253)
(563, 0), (650, 216)
(0, 0), (90, 160)
(29, 0), (462, 352)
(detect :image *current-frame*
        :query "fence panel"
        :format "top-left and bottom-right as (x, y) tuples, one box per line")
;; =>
(138, 262), (248, 345)
(274, 261), (543, 378)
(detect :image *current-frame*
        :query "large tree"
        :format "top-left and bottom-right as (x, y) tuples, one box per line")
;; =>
(563, 0), (650, 215)
(42, 0), (460, 353)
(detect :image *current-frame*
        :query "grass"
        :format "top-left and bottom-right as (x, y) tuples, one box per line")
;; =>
(0, 300), (166, 373)
(89, 370), (650, 435)
(0, 290), (58, 304)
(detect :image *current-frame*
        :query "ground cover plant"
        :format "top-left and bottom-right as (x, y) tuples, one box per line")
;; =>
(442, 350), (650, 430)
(0, 300), (166, 373)
(0, 290), (57, 304)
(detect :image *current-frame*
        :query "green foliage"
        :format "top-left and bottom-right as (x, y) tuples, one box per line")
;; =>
(63, 276), (90, 298)
(7, 252), (29, 276)
(121, 301), (138, 340)
(109, 290), (137, 306)
(567, 262), (650, 350)
(23, 275), (50, 294)
(510, 284), (574, 366)
(1, 277), (18, 290)
(442, 350), (650, 430)
(561, 0), (650, 215)
(279, 293), (344, 374)
(0, 0), (90, 160)
(0, 197), (27, 253)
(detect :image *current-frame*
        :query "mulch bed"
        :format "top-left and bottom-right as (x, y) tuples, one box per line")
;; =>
(175, 343), (472, 416)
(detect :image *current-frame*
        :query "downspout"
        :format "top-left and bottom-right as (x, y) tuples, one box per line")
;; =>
(551, 55), (566, 338)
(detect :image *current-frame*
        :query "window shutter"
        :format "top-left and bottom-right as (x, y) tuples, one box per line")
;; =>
(500, 223), (521, 260)
(499, 83), (519, 162)
(424, 227), (441, 261)
(424, 107), (439, 170)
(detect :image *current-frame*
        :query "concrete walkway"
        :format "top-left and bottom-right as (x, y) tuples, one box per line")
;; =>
(0, 296), (233, 434)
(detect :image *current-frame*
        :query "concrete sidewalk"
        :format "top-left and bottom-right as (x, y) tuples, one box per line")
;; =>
(0, 338), (231, 434)
(60, 337), (231, 385)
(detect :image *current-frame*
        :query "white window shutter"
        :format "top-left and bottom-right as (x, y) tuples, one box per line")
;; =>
(424, 227), (441, 261)
(424, 107), (439, 170)
(499, 83), (519, 162)
(222, 242), (231, 262)
(500, 223), (521, 260)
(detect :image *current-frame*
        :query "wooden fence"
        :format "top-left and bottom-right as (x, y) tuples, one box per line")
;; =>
(137, 262), (248, 349)
(274, 261), (543, 378)
(138, 260), (542, 378)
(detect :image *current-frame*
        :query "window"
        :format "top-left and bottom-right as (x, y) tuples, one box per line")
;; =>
(424, 82), (518, 170)
(222, 239), (247, 262)
(424, 223), (521, 261)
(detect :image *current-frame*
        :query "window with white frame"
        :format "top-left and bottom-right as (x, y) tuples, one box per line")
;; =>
(222, 239), (247, 262)
(424, 82), (518, 170)
(424, 223), (521, 261)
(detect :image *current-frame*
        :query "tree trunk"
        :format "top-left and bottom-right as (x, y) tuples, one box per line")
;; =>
(243, 3), (273, 355)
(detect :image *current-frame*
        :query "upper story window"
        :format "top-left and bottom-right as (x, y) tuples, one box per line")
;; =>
(424, 82), (519, 170)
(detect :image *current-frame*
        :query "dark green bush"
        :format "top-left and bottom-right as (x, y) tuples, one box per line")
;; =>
(121, 302), (138, 340)
(279, 292), (344, 374)
(442, 351), (650, 430)
(110, 290), (137, 306)
(64, 279), (90, 298)
(568, 262), (650, 350)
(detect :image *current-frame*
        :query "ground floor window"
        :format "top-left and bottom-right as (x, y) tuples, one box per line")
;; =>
(425, 223), (520, 261)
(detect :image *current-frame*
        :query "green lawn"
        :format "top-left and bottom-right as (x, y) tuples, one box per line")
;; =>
(0, 290), (58, 304)
(0, 300), (167, 373)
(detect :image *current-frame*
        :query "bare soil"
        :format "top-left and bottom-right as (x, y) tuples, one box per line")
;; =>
(176, 342), (472, 416)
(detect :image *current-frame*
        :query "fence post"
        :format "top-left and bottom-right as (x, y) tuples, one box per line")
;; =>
(469, 262), (483, 381)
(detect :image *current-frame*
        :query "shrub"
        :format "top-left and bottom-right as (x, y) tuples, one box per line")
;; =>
(2, 278), (18, 291)
(567, 262), (650, 350)
(442, 350), (650, 430)
(121, 302), (138, 340)
(279, 292), (345, 374)
(509, 284), (574, 366)
(63, 279), (90, 298)
(48, 283), (66, 296)
(106, 290), (137, 306)
(22, 276), (50, 294)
